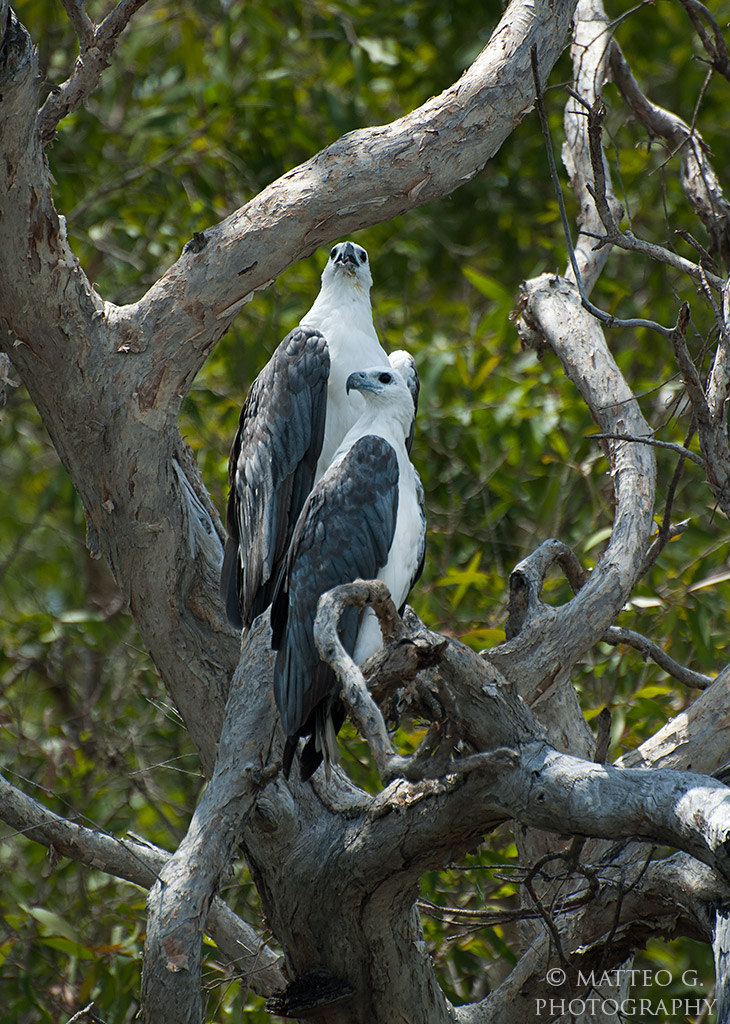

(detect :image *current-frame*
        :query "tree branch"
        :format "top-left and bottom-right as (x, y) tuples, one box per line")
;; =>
(505, 538), (589, 641)
(602, 626), (713, 689)
(141, 619), (280, 1022)
(678, 0), (730, 83)
(609, 38), (730, 268)
(589, 431), (705, 467)
(511, 274), (656, 753)
(37, 0), (153, 145)
(0, 771), (284, 995)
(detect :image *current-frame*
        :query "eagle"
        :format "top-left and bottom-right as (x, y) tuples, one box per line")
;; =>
(220, 240), (418, 632)
(270, 366), (426, 780)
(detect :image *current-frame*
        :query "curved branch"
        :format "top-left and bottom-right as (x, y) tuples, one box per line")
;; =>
(603, 626), (713, 689)
(505, 538), (589, 641)
(114, 0), (579, 407)
(509, 276), (656, 739)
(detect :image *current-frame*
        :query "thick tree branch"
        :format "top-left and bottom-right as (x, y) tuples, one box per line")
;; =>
(562, 0), (622, 296)
(618, 664), (730, 774)
(0, 771), (284, 995)
(510, 275), (655, 754)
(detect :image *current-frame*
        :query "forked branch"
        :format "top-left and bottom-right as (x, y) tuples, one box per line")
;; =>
(37, 0), (153, 144)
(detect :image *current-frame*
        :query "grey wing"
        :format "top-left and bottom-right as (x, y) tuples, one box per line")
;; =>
(271, 435), (399, 747)
(220, 326), (330, 629)
(409, 467), (427, 597)
(388, 349), (419, 453)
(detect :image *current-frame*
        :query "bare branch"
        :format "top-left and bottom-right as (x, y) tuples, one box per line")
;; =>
(505, 538), (589, 641)
(678, 0), (730, 83)
(37, 0), (152, 145)
(602, 626), (713, 689)
(314, 580), (447, 781)
(60, 0), (94, 48)
(0, 771), (284, 995)
(609, 38), (730, 267)
(512, 275), (655, 751)
(589, 431), (705, 467)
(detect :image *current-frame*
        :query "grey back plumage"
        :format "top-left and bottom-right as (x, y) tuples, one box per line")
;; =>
(271, 434), (399, 779)
(220, 326), (329, 629)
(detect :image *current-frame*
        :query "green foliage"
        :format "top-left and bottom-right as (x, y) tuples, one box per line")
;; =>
(4, 0), (730, 1018)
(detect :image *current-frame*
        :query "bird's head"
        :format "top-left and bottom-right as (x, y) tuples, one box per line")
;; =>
(345, 366), (414, 429)
(321, 241), (373, 293)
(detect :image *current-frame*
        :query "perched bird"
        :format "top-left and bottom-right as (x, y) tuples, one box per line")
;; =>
(270, 367), (426, 781)
(220, 240), (418, 631)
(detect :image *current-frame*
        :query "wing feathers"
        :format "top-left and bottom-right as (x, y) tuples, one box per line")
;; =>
(272, 435), (399, 775)
(220, 326), (329, 629)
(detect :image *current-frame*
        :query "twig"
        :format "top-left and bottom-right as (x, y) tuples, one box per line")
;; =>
(602, 626), (713, 689)
(524, 852), (570, 969)
(37, 0), (152, 145)
(588, 431), (705, 467)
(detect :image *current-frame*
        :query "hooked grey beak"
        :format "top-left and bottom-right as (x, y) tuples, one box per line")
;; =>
(346, 371), (374, 394)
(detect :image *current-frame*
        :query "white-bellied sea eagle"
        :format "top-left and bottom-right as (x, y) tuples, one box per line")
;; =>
(270, 366), (426, 780)
(220, 241), (418, 631)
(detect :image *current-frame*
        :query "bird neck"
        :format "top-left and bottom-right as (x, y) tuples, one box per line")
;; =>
(347, 400), (412, 454)
(302, 280), (374, 338)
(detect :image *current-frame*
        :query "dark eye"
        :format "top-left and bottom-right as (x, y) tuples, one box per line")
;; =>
(378, 372), (392, 384)
(359, 252), (367, 263)
(330, 248), (337, 260)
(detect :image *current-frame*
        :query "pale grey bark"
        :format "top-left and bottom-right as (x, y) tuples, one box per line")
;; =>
(4, 0), (730, 1021)
(0, 771), (284, 993)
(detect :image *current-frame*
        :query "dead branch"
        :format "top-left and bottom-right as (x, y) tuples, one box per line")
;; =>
(0, 770), (284, 994)
(609, 38), (730, 267)
(602, 626), (713, 689)
(37, 0), (153, 145)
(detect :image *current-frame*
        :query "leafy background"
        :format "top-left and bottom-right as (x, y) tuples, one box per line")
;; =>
(1, 0), (729, 1019)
